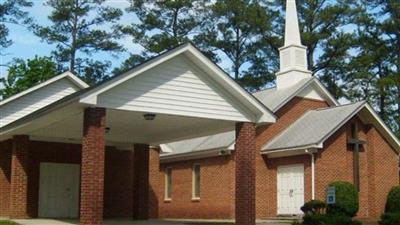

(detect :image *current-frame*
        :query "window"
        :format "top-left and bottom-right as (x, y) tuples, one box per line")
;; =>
(192, 164), (201, 200)
(165, 167), (172, 200)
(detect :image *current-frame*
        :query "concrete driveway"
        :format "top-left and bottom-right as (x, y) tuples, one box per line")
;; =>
(12, 218), (293, 225)
(12, 219), (187, 225)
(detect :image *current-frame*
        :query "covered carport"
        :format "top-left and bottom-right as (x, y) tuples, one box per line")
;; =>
(0, 43), (275, 225)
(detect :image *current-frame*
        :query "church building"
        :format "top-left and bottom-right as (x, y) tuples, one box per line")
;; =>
(155, 0), (400, 220)
(0, 0), (398, 225)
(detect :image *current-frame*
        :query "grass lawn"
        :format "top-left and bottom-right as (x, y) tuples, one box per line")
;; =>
(0, 221), (20, 225)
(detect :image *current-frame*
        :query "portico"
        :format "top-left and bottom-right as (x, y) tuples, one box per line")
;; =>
(0, 43), (275, 225)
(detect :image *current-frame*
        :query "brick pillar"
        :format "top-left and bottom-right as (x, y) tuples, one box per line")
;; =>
(9, 135), (30, 219)
(80, 108), (106, 225)
(148, 146), (160, 218)
(235, 122), (256, 225)
(132, 144), (150, 220)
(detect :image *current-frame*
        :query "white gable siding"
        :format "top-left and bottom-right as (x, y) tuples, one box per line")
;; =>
(97, 55), (248, 121)
(297, 84), (324, 101)
(0, 79), (80, 128)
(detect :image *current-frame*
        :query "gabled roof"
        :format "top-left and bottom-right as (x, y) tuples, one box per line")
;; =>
(79, 43), (275, 123)
(0, 71), (88, 106)
(160, 77), (340, 160)
(262, 102), (400, 153)
(253, 77), (339, 112)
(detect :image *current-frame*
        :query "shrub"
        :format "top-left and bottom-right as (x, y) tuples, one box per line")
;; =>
(326, 181), (359, 217)
(385, 186), (400, 213)
(301, 200), (326, 215)
(379, 212), (400, 225)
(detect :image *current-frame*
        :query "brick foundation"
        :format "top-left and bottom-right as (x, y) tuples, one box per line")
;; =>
(80, 107), (106, 225)
(235, 122), (256, 225)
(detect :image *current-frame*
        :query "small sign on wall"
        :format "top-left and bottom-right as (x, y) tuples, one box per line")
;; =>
(326, 186), (336, 204)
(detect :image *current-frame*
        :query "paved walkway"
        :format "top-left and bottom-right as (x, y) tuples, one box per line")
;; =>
(12, 219), (293, 225)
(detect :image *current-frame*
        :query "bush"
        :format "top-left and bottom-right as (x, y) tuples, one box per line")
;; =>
(385, 186), (400, 213)
(379, 212), (400, 225)
(301, 200), (326, 215)
(327, 181), (359, 217)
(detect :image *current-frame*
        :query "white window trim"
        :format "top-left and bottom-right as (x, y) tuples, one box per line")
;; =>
(164, 167), (172, 201)
(192, 164), (201, 201)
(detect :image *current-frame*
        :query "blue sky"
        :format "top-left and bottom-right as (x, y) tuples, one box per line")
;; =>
(0, 0), (143, 79)
(0, 0), (235, 80)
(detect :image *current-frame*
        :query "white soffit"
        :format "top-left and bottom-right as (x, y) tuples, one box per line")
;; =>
(79, 43), (275, 124)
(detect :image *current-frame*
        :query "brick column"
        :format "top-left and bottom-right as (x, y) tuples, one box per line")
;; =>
(132, 144), (150, 220)
(80, 108), (106, 225)
(9, 135), (30, 219)
(148, 146), (160, 218)
(235, 122), (256, 225)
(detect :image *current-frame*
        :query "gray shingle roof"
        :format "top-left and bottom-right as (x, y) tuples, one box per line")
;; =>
(262, 101), (366, 151)
(161, 130), (235, 157)
(253, 78), (313, 112)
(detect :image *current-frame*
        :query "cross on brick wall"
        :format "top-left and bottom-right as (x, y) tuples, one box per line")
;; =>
(348, 123), (366, 191)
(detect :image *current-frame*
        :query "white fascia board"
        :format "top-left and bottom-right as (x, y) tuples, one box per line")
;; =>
(79, 43), (276, 124)
(0, 71), (88, 106)
(261, 144), (322, 155)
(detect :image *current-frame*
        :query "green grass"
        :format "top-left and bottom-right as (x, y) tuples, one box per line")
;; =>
(0, 221), (21, 225)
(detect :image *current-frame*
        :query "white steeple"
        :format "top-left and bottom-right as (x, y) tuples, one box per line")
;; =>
(276, 0), (311, 89)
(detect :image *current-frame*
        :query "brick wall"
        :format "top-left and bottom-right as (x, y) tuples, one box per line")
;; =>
(315, 117), (399, 219)
(255, 97), (329, 218)
(0, 139), (137, 219)
(366, 126), (399, 219)
(156, 97), (329, 220)
(0, 140), (12, 217)
(158, 155), (235, 219)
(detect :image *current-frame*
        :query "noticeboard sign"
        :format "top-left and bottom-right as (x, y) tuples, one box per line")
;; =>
(326, 186), (336, 205)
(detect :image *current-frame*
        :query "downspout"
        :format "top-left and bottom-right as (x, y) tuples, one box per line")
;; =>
(306, 149), (317, 200)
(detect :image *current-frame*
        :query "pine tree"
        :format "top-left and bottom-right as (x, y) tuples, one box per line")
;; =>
(0, 0), (32, 55)
(0, 56), (61, 99)
(115, 0), (210, 74)
(197, 0), (276, 90)
(33, 0), (123, 84)
(348, 0), (400, 137)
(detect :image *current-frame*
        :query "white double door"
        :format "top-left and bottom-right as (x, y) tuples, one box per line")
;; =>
(277, 164), (305, 215)
(38, 163), (80, 218)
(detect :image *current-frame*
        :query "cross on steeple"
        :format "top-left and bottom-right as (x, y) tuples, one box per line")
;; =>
(348, 123), (366, 191)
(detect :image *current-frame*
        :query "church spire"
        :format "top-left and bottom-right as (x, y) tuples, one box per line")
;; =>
(276, 0), (311, 89)
(284, 0), (302, 46)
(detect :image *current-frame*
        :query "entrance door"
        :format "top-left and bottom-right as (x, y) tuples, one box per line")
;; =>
(277, 164), (304, 215)
(38, 163), (80, 218)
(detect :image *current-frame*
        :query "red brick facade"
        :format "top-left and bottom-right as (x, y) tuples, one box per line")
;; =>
(0, 98), (398, 222)
(154, 97), (399, 221)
